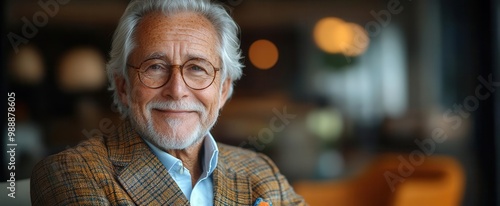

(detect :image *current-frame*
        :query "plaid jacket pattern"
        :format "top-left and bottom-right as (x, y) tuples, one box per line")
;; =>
(30, 121), (306, 205)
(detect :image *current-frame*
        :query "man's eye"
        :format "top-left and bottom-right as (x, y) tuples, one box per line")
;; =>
(142, 63), (168, 78)
(190, 65), (206, 72)
(147, 64), (166, 71)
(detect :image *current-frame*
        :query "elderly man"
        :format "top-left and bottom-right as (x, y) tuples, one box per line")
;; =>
(30, 0), (306, 205)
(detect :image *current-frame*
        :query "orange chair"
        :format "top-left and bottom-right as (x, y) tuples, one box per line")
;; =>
(293, 153), (465, 206)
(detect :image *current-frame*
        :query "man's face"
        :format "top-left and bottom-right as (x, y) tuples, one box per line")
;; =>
(117, 11), (230, 150)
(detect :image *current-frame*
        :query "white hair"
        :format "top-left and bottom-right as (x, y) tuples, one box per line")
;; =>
(106, 0), (244, 116)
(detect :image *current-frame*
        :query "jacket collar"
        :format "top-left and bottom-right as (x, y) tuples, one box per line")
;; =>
(106, 120), (252, 205)
(107, 120), (190, 205)
(213, 145), (252, 205)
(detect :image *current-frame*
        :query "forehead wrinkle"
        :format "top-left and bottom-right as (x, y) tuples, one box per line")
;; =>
(138, 41), (213, 64)
(162, 24), (216, 45)
(133, 11), (220, 65)
(142, 12), (216, 40)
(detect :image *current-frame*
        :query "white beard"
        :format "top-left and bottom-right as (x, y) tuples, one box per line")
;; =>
(128, 99), (217, 151)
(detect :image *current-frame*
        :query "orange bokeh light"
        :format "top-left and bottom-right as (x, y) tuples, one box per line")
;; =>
(314, 17), (353, 54)
(249, 39), (279, 70)
(314, 17), (370, 56)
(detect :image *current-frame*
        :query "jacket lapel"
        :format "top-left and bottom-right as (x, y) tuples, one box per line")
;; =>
(213, 147), (252, 206)
(108, 121), (190, 205)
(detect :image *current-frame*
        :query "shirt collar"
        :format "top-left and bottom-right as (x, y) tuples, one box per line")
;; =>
(144, 134), (219, 176)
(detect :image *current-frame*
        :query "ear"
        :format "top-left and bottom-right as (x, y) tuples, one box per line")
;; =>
(219, 78), (232, 109)
(115, 76), (129, 108)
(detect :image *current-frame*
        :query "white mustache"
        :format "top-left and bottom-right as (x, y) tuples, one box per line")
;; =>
(147, 100), (205, 114)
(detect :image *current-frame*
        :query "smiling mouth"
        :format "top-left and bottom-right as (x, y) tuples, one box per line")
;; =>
(152, 109), (196, 117)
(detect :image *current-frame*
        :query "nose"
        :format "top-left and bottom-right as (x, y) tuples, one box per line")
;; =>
(161, 66), (189, 100)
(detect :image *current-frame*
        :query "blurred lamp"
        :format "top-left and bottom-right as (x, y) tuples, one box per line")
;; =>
(58, 47), (106, 92)
(9, 45), (45, 85)
(314, 17), (369, 56)
(306, 108), (344, 142)
(249, 39), (279, 70)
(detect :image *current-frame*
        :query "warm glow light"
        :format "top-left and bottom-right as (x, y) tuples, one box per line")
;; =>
(344, 23), (370, 56)
(249, 39), (279, 70)
(58, 47), (106, 92)
(9, 45), (45, 85)
(314, 17), (353, 54)
(313, 17), (370, 56)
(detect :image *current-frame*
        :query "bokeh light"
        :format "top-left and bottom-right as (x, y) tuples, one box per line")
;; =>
(306, 108), (344, 142)
(249, 39), (279, 70)
(314, 17), (370, 56)
(9, 45), (45, 85)
(314, 17), (353, 54)
(344, 23), (370, 56)
(58, 47), (106, 92)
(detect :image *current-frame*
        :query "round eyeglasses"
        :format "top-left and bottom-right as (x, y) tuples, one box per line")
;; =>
(127, 58), (220, 90)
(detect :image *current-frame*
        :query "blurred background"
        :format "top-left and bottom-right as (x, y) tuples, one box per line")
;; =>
(1, 0), (499, 205)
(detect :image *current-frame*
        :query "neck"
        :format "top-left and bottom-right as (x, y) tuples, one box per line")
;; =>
(167, 139), (204, 187)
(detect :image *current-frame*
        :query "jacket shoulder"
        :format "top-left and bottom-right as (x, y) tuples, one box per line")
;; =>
(35, 136), (111, 171)
(217, 143), (280, 177)
(217, 143), (307, 205)
(30, 137), (112, 205)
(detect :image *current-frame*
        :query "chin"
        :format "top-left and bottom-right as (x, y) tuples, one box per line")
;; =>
(147, 119), (206, 150)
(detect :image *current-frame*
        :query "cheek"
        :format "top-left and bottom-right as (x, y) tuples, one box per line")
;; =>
(129, 79), (154, 110)
(199, 86), (223, 113)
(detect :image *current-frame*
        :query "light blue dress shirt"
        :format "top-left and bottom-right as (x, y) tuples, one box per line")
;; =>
(144, 134), (219, 206)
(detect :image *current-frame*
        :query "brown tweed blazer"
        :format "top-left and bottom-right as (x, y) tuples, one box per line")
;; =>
(30, 121), (306, 205)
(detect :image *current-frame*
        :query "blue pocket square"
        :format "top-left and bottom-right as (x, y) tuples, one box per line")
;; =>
(253, 197), (272, 206)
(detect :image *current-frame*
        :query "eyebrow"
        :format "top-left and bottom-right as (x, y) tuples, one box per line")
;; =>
(143, 52), (168, 61)
(142, 52), (211, 63)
